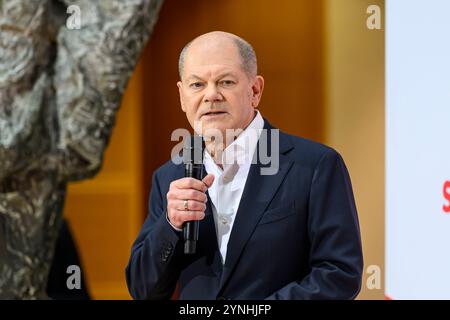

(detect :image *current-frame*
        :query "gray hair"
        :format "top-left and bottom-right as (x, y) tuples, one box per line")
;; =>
(178, 35), (257, 80)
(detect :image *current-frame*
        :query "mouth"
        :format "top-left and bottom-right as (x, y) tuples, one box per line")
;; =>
(202, 111), (227, 118)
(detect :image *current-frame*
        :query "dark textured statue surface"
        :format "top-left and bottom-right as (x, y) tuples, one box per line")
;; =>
(0, 0), (163, 299)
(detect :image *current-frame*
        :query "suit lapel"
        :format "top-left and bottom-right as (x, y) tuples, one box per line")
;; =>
(199, 166), (223, 274)
(218, 121), (294, 293)
(201, 164), (220, 255)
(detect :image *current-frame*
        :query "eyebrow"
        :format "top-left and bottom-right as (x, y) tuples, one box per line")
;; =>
(186, 75), (204, 82)
(186, 73), (237, 82)
(216, 72), (237, 80)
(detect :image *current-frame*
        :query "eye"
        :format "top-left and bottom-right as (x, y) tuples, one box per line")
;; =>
(220, 80), (235, 87)
(189, 82), (204, 89)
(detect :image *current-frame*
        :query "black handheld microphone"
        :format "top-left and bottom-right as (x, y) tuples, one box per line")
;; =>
(183, 135), (205, 254)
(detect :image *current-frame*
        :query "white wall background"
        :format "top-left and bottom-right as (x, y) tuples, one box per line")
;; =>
(386, 0), (450, 299)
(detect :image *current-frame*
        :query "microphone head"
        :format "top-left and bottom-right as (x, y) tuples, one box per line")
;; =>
(183, 135), (205, 165)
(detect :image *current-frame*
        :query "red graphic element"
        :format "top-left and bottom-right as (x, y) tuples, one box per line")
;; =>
(444, 181), (450, 213)
(384, 294), (393, 300)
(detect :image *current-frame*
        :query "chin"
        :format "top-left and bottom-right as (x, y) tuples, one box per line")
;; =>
(199, 122), (228, 139)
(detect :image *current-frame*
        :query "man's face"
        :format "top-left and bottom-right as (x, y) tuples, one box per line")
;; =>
(177, 38), (264, 142)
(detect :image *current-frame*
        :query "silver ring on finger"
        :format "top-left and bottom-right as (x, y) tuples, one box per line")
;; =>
(183, 199), (189, 211)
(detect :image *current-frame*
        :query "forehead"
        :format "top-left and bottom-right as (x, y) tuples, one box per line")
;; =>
(183, 40), (244, 77)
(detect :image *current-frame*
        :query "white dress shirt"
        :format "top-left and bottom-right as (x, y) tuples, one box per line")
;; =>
(203, 111), (264, 264)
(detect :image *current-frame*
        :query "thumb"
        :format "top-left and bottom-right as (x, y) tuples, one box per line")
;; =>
(202, 174), (215, 189)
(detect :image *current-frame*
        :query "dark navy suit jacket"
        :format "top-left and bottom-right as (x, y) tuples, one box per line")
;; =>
(126, 120), (363, 300)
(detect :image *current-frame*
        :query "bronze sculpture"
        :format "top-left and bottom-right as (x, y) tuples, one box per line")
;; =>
(0, 0), (163, 299)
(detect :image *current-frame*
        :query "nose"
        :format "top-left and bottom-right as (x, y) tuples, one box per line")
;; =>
(203, 83), (223, 103)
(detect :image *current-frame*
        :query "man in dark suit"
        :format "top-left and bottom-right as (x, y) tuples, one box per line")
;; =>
(126, 31), (363, 300)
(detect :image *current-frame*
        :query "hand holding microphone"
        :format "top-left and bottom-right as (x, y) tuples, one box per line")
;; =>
(166, 174), (214, 229)
(166, 136), (215, 254)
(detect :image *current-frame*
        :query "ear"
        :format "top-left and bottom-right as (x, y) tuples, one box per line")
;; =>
(250, 75), (265, 108)
(177, 81), (186, 112)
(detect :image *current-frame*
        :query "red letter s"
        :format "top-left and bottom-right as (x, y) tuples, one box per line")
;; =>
(444, 181), (450, 213)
